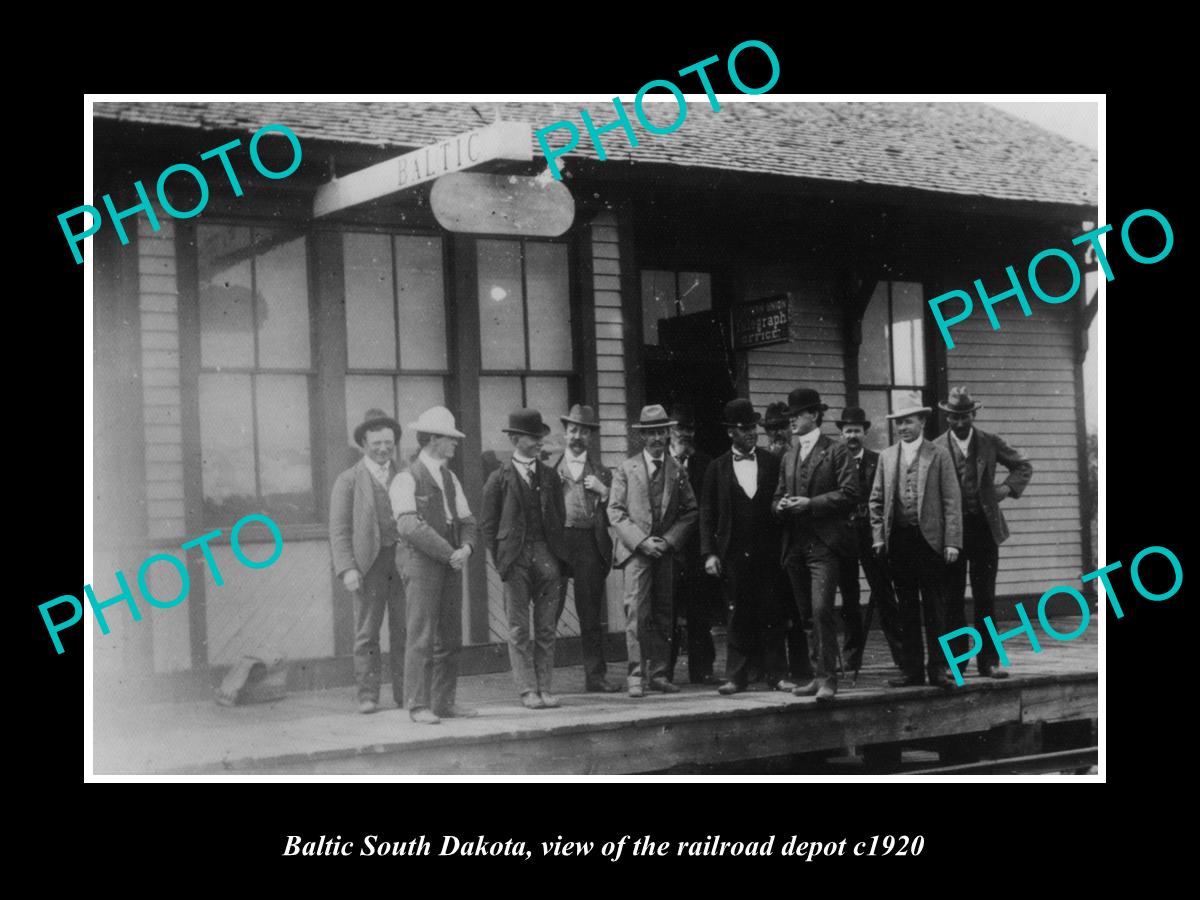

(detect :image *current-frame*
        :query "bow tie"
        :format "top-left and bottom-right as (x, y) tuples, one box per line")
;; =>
(733, 450), (756, 462)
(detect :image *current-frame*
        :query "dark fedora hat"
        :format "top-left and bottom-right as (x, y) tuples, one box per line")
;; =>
(763, 401), (791, 429)
(354, 407), (402, 446)
(560, 403), (600, 430)
(722, 398), (761, 429)
(631, 404), (677, 430)
(939, 385), (983, 414)
(787, 387), (828, 416)
(501, 408), (551, 438)
(668, 403), (696, 430)
(834, 407), (871, 430)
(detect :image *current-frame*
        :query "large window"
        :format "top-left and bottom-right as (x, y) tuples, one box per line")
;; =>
(640, 269), (712, 345)
(197, 225), (315, 525)
(858, 280), (929, 451)
(343, 232), (450, 463)
(476, 239), (573, 466)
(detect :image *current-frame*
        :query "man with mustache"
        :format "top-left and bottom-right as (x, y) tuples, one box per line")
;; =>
(608, 405), (699, 698)
(547, 404), (620, 693)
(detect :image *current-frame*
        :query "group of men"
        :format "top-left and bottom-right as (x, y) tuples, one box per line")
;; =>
(329, 383), (1032, 724)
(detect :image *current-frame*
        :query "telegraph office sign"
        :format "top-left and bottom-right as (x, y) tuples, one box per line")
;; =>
(731, 295), (790, 349)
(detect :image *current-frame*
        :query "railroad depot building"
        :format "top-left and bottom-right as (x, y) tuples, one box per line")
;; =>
(90, 101), (1098, 695)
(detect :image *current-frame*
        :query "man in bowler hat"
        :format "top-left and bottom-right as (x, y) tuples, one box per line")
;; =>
(936, 387), (1033, 678)
(329, 408), (407, 714)
(764, 400), (811, 682)
(608, 405), (699, 697)
(547, 404), (620, 693)
(481, 409), (568, 709)
(773, 388), (857, 701)
(700, 399), (787, 694)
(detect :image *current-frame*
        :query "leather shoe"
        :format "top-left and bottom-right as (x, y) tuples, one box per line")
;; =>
(521, 692), (546, 710)
(586, 680), (622, 693)
(648, 678), (681, 694)
(978, 664), (1010, 679)
(717, 681), (746, 696)
(692, 673), (723, 686)
(409, 708), (441, 725)
(888, 674), (925, 688)
(928, 669), (953, 689)
(433, 705), (479, 718)
(628, 683), (645, 698)
(792, 679), (821, 697)
(769, 678), (799, 692)
(815, 679), (837, 702)
(539, 692), (561, 708)
(357, 699), (379, 715)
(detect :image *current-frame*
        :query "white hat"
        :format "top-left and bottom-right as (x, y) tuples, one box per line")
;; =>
(408, 406), (466, 438)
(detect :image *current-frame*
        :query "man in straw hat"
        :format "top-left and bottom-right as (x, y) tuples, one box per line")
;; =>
(608, 404), (699, 698)
(481, 409), (569, 710)
(389, 406), (479, 725)
(773, 388), (858, 701)
(330, 408), (407, 714)
(546, 404), (620, 693)
(869, 399), (962, 689)
(935, 387), (1033, 679)
(699, 398), (787, 695)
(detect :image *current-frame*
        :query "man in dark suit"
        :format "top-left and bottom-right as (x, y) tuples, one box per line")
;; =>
(329, 408), (407, 715)
(700, 399), (786, 695)
(547, 404), (620, 693)
(869, 403), (962, 689)
(834, 407), (905, 673)
(481, 409), (568, 710)
(773, 388), (857, 701)
(936, 387), (1034, 678)
(608, 405), (699, 697)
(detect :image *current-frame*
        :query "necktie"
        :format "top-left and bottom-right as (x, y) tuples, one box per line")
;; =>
(650, 458), (662, 480)
(733, 450), (755, 462)
(524, 459), (538, 490)
(372, 462), (390, 488)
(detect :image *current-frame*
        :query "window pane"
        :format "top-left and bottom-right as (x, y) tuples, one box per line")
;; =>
(345, 375), (396, 448)
(641, 269), (675, 345)
(677, 271), (712, 315)
(479, 376), (523, 472)
(344, 232), (396, 370)
(198, 225), (254, 368)
(255, 232), (311, 369)
(395, 235), (447, 370)
(199, 373), (256, 522)
(478, 240), (525, 369)
(525, 376), (568, 458)
(395, 375), (445, 465)
(858, 389), (891, 452)
(526, 242), (572, 370)
(891, 281), (926, 386)
(255, 375), (315, 522)
(859, 281), (890, 385)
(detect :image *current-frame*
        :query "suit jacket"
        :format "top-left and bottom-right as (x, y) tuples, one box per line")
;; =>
(546, 450), (614, 571)
(870, 439), (963, 555)
(329, 458), (393, 577)
(772, 433), (858, 559)
(699, 448), (781, 562)
(935, 429), (1033, 545)
(607, 453), (699, 569)
(673, 448), (711, 564)
(480, 458), (568, 581)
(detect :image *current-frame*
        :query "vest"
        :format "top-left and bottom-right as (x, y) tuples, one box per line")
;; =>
(370, 470), (400, 547)
(792, 441), (821, 538)
(853, 454), (871, 520)
(896, 449), (921, 527)
(515, 464), (546, 544)
(559, 458), (595, 528)
(409, 459), (460, 547)
(648, 456), (666, 536)
(950, 436), (983, 515)
(728, 475), (761, 553)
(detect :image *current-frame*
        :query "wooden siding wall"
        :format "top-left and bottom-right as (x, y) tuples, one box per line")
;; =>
(591, 211), (630, 471)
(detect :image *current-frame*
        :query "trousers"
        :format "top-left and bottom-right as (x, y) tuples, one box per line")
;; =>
(622, 549), (675, 685)
(887, 524), (949, 677)
(401, 551), (463, 713)
(668, 555), (717, 681)
(784, 531), (841, 679)
(504, 540), (563, 695)
(837, 521), (906, 670)
(556, 527), (609, 686)
(353, 545), (406, 704)
(723, 548), (789, 686)
(945, 512), (1001, 669)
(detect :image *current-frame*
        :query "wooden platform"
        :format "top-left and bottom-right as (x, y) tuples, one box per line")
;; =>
(92, 620), (1097, 776)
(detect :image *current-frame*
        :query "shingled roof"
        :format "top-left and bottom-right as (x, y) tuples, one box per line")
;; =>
(93, 100), (1097, 209)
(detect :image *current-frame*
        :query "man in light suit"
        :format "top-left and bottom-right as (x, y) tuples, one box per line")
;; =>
(608, 404), (699, 698)
(869, 403), (963, 689)
(329, 408), (407, 714)
(936, 387), (1034, 678)
(547, 404), (620, 693)
(481, 408), (568, 710)
(773, 388), (858, 702)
